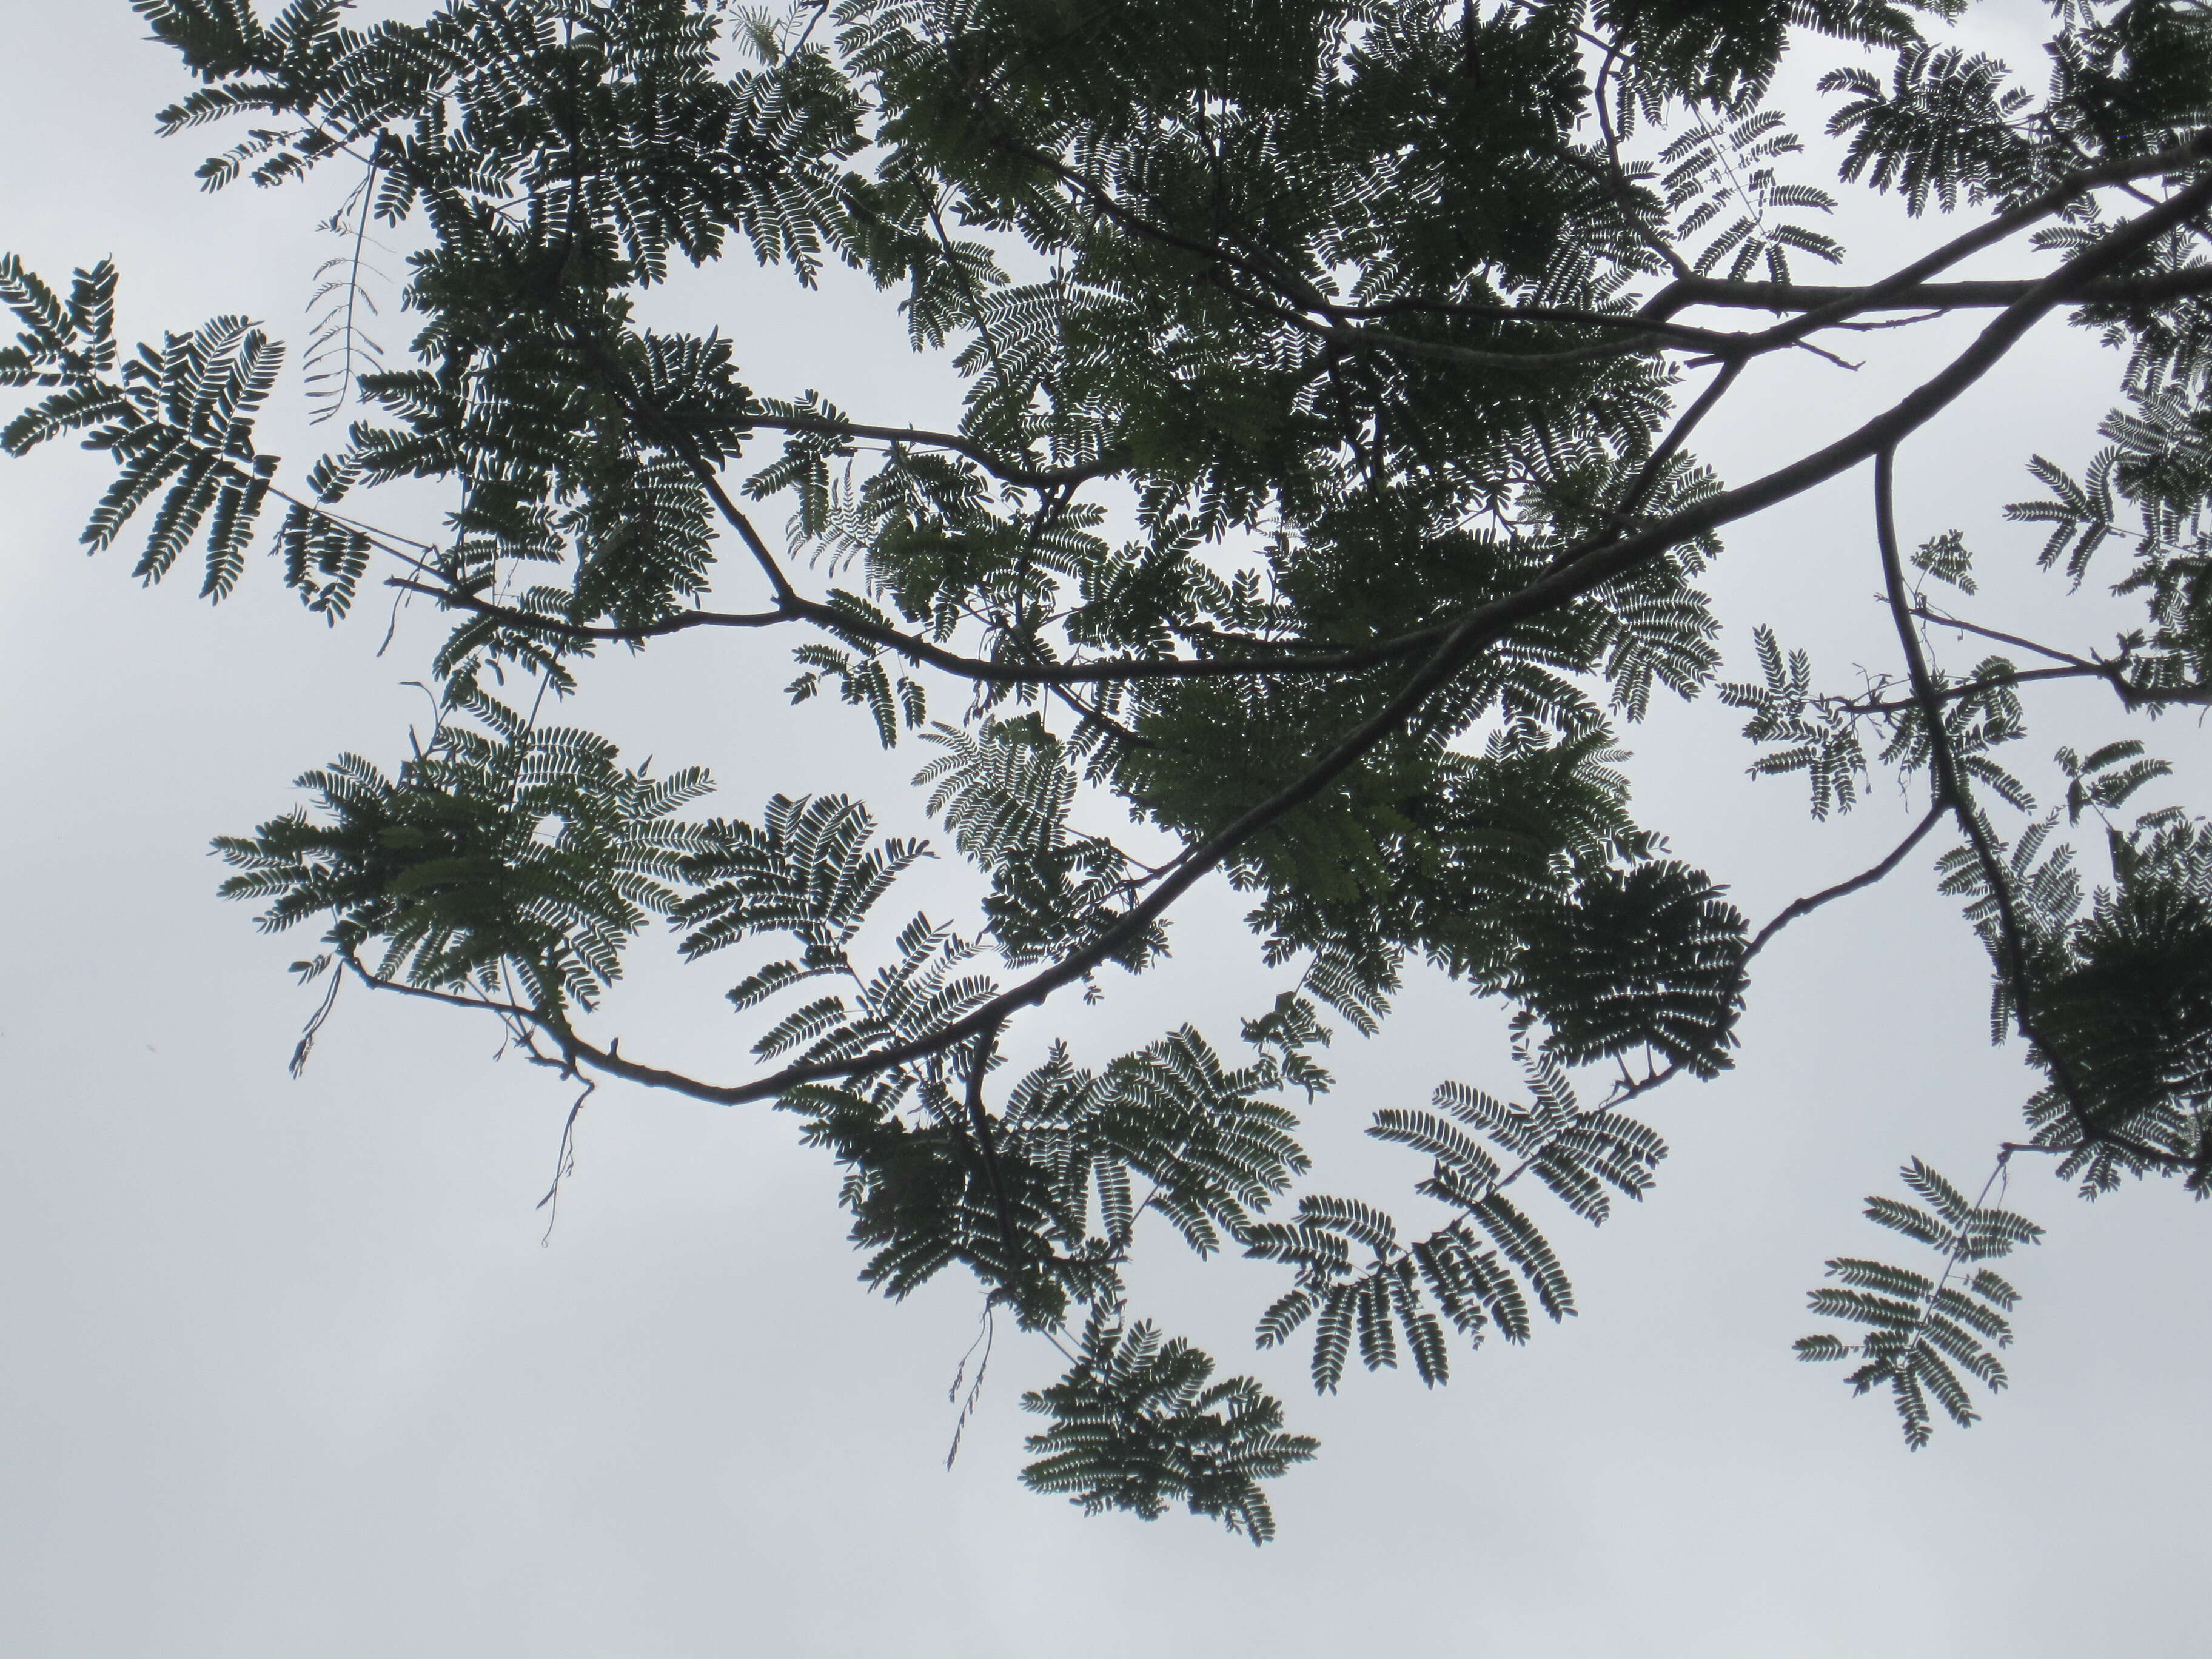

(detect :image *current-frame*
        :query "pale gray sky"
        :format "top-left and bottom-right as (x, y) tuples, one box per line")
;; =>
(2, 5), (2206, 1656)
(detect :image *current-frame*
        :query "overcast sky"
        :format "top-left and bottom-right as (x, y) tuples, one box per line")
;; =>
(2, 4), (2207, 1656)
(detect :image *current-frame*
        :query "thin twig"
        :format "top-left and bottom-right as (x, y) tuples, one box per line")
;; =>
(1909, 605), (2103, 669)
(1831, 660), (2185, 715)
(1607, 799), (1949, 1107)
(1744, 800), (1949, 961)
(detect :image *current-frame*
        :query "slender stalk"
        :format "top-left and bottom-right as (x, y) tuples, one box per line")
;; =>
(1874, 448), (2099, 1133)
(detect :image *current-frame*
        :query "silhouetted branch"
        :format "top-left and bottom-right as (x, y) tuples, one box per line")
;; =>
(346, 170), (2212, 1119)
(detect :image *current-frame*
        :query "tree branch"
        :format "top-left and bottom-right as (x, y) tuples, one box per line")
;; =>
(1874, 447), (2100, 1136)
(1909, 605), (2102, 669)
(346, 170), (2212, 1116)
(1607, 800), (1948, 1107)
(1999, 1136), (2196, 1171)
(1648, 263), (2212, 321)
(1609, 357), (1743, 531)
(1834, 662), (2124, 714)
(1642, 130), (2212, 339)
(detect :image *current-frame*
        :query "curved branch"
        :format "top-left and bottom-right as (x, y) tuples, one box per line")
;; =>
(1651, 263), (2212, 320)
(1641, 130), (2212, 339)
(1874, 448), (2100, 1131)
(748, 411), (1128, 489)
(387, 575), (1450, 685)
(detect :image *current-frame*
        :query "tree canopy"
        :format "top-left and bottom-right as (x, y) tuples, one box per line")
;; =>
(6, 0), (2211, 1541)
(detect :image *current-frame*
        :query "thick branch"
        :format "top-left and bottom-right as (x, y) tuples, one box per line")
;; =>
(1652, 263), (2212, 320)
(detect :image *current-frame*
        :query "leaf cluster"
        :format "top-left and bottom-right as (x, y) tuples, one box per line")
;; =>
(1246, 1038), (1666, 1390)
(1797, 1159), (2042, 1447)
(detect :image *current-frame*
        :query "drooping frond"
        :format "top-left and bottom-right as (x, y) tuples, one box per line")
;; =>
(1247, 1036), (1665, 1390)
(214, 686), (715, 1018)
(672, 791), (927, 962)
(1020, 1309), (1318, 1544)
(1, 257), (284, 598)
(1797, 1160), (2043, 1447)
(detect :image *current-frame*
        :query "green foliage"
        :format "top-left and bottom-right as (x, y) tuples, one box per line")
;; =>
(788, 1017), (1310, 1326)
(674, 790), (927, 968)
(1912, 528), (1979, 595)
(2010, 394), (2212, 702)
(916, 718), (1161, 968)
(1720, 625), (1869, 818)
(1661, 109), (1843, 282)
(1797, 1160), (2042, 1447)
(1246, 1038), (1666, 1389)
(13, 0), (2212, 1539)
(1020, 1309), (1318, 1545)
(1507, 862), (1748, 1075)
(215, 688), (714, 1016)
(682, 820), (997, 1067)
(2016, 811), (2212, 1195)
